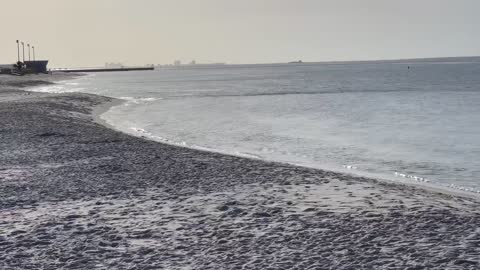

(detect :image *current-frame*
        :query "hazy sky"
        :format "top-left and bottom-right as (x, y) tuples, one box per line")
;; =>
(1, 0), (479, 67)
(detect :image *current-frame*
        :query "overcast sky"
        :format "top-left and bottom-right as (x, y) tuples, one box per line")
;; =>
(1, 0), (479, 67)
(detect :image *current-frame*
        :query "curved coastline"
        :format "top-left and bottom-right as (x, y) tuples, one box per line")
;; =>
(95, 98), (480, 200)
(1, 75), (479, 269)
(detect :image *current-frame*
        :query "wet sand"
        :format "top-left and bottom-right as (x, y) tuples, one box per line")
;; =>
(0, 75), (479, 269)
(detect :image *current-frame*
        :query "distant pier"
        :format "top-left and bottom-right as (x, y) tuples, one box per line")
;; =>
(50, 67), (154, 73)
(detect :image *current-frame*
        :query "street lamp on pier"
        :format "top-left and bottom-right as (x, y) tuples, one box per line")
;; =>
(16, 40), (20, 63)
(21, 42), (25, 62)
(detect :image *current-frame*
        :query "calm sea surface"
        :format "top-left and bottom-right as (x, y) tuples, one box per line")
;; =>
(36, 60), (480, 193)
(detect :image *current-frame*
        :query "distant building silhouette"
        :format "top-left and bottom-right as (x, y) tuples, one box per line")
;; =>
(105, 62), (124, 68)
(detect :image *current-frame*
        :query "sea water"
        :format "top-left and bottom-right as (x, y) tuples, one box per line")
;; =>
(35, 59), (480, 193)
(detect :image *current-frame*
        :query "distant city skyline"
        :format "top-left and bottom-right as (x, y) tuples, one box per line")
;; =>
(2, 0), (479, 67)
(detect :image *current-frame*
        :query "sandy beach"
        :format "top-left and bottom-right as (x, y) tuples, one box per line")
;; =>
(0, 75), (479, 269)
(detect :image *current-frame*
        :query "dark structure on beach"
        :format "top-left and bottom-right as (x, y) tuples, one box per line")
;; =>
(0, 40), (49, 75)
(0, 65), (13, 74)
(2, 40), (154, 75)
(0, 61), (49, 75)
(25, 61), (49, 74)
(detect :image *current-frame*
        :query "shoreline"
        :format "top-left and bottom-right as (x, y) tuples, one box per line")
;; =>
(93, 96), (480, 201)
(1, 75), (479, 269)
(25, 72), (480, 198)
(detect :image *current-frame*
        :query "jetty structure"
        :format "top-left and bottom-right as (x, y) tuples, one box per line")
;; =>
(1, 40), (154, 75)
(50, 66), (154, 73)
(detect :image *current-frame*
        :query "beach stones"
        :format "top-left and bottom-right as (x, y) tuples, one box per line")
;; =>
(0, 88), (479, 269)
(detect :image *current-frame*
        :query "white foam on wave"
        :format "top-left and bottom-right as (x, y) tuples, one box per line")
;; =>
(233, 151), (263, 159)
(128, 125), (480, 194)
(120, 97), (160, 105)
(394, 172), (430, 183)
(129, 127), (261, 160)
(123, 125), (480, 195)
(393, 171), (480, 194)
(131, 127), (188, 147)
(65, 82), (80, 86)
(446, 183), (480, 193)
(29, 85), (85, 93)
(26, 76), (90, 94)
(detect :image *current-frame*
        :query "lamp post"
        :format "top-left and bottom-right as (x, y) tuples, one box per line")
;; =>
(16, 40), (20, 63)
(21, 42), (25, 62)
(32, 46), (35, 62)
(28, 44), (31, 62)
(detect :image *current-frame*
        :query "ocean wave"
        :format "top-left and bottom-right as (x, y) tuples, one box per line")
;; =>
(164, 88), (478, 100)
(394, 172), (430, 183)
(28, 85), (85, 93)
(125, 126), (480, 194)
(446, 183), (480, 193)
(393, 171), (480, 194)
(129, 127), (262, 160)
(120, 97), (160, 105)
(131, 127), (187, 147)
(65, 82), (80, 86)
